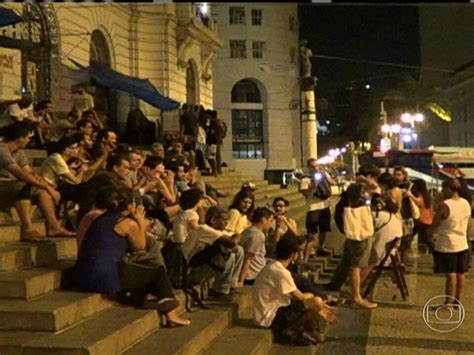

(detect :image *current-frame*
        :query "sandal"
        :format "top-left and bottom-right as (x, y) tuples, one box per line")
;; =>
(354, 299), (378, 309)
(21, 230), (49, 243)
(47, 229), (77, 238)
(157, 298), (179, 314)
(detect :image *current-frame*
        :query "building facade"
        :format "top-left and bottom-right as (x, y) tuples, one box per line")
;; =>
(0, 3), (221, 134)
(418, 4), (474, 146)
(445, 63), (474, 147)
(211, 3), (301, 180)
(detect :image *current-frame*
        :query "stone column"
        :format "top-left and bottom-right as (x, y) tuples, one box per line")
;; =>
(300, 76), (318, 164)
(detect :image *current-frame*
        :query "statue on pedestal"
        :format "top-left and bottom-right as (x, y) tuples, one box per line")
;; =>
(300, 39), (313, 78)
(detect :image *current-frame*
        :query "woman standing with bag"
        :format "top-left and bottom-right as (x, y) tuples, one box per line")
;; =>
(74, 186), (190, 327)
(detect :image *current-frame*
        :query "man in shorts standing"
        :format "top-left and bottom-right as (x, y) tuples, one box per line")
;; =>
(431, 178), (471, 305)
(299, 158), (336, 256)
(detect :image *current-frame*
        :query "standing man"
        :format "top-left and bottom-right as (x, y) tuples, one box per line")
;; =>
(179, 103), (198, 168)
(430, 178), (471, 306)
(299, 158), (336, 256)
(211, 110), (226, 175)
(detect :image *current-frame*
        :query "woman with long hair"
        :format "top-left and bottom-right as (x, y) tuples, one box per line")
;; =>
(74, 186), (190, 327)
(408, 179), (434, 253)
(226, 188), (255, 235)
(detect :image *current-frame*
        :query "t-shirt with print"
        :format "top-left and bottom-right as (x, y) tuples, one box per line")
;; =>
(240, 225), (267, 280)
(172, 209), (200, 244)
(182, 224), (232, 261)
(0, 143), (29, 182)
(252, 260), (298, 328)
(40, 153), (70, 188)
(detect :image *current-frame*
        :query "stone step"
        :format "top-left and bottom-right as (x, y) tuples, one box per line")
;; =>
(205, 178), (267, 189)
(202, 322), (272, 355)
(0, 262), (73, 299)
(270, 344), (316, 354)
(0, 221), (46, 243)
(201, 175), (256, 184)
(5, 306), (159, 355)
(123, 309), (230, 355)
(0, 291), (113, 332)
(0, 239), (77, 272)
(217, 183), (281, 197)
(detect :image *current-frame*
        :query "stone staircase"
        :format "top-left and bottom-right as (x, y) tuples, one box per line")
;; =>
(0, 152), (341, 354)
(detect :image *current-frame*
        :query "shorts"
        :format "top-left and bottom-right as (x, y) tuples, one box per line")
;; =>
(305, 208), (331, 234)
(0, 181), (31, 209)
(344, 238), (372, 268)
(433, 249), (470, 274)
(206, 144), (217, 160)
(183, 135), (196, 152)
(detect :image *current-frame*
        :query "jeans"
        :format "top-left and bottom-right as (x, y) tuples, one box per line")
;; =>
(188, 245), (244, 294)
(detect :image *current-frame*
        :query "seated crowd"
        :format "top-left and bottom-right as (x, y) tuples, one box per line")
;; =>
(2, 93), (470, 345)
(0, 98), (336, 345)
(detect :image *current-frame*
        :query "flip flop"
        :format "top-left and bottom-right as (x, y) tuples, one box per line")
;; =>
(47, 229), (77, 238)
(21, 230), (49, 243)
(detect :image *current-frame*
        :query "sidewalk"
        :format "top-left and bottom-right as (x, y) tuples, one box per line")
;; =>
(366, 254), (474, 354)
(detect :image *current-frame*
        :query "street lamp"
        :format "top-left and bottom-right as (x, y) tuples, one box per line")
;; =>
(400, 112), (424, 148)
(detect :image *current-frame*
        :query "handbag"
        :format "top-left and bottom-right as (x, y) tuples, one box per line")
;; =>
(409, 198), (421, 220)
(343, 205), (374, 241)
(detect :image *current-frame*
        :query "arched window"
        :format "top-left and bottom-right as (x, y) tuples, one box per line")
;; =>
(231, 79), (264, 159)
(90, 30), (111, 65)
(231, 79), (261, 103)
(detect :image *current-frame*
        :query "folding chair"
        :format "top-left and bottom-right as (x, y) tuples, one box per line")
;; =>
(363, 238), (409, 301)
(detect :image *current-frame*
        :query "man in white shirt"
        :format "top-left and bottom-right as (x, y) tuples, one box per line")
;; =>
(0, 93), (34, 128)
(431, 178), (472, 305)
(299, 158), (336, 256)
(253, 234), (336, 345)
(184, 207), (244, 300)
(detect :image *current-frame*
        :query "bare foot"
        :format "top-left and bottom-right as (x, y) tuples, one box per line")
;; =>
(47, 228), (77, 238)
(166, 311), (191, 326)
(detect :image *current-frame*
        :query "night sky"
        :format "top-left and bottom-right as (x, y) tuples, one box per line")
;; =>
(299, 4), (420, 102)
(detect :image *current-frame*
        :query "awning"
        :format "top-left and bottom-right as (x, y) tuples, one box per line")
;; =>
(69, 59), (180, 111)
(0, 7), (23, 27)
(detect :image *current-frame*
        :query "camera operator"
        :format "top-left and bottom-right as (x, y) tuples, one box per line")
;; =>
(326, 163), (381, 309)
(299, 158), (336, 256)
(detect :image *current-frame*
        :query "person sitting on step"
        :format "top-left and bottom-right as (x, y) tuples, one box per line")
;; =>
(238, 207), (274, 285)
(183, 206), (244, 301)
(0, 121), (66, 241)
(74, 185), (190, 327)
(253, 234), (336, 345)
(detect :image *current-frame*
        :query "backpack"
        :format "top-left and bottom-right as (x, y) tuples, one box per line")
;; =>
(334, 190), (348, 234)
(213, 119), (227, 142)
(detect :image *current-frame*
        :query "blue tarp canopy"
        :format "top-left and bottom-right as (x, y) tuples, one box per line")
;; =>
(70, 59), (180, 111)
(0, 7), (23, 27)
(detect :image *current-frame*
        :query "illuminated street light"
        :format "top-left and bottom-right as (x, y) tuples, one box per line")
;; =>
(402, 135), (412, 143)
(391, 124), (401, 134)
(401, 113), (412, 123)
(382, 124), (391, 133)
(414, 113), (424, 122)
